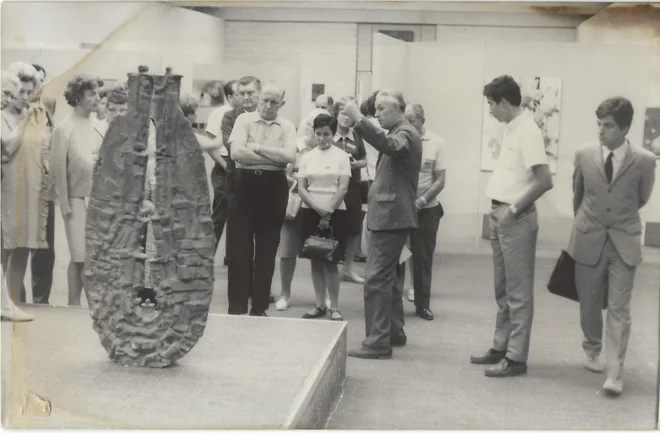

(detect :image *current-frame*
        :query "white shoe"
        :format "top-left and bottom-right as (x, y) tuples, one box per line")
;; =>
(325, 298), (331, 309)
(1, 307), (34, 322)
(275, 298), (288, 311)
(407, 290), (414, 302)
(603, 377), (623, 396)
(584, 356), (605, 373)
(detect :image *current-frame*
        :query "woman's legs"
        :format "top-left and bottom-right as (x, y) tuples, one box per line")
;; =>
(1, 265), (33, 321)
(6, 248), (29, 303)
(341, 233), (364, 283)
(324, 263), (340, 308)
(279, 257), (297, 301)
(310, 260), (327, 309)
(68, 261), (85, 306)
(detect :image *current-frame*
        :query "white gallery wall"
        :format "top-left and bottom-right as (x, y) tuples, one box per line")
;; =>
(1, 2), (225, 123)
(373, 35), (657, 247)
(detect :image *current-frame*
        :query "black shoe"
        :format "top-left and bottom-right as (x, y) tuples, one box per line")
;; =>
(249, 310), (268, 317)
(415, 308), (434, 321)
(303, 307), (327, 319)
(390, 330), (407, 347)
(485, 358), (527, 378)
(348, 345), (392, 360)
(269, 294), (275, 304)
(223, 256), (229, 266)
(470, 348), (506, 365)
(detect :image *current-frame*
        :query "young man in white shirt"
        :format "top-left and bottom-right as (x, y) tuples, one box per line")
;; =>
(470, 75), (553, 378)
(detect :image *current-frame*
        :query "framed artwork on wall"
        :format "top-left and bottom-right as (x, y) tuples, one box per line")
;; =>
(311, 83), (325, 102)
(480, 76), (562, 174)
(643, 107), (660, 159)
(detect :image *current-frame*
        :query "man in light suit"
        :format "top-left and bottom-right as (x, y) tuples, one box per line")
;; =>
(567, 97), (656, 396)
(341, 90), (423, 360)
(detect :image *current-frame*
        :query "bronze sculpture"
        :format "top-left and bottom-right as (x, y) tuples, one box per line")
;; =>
(84, 66), (215, 367)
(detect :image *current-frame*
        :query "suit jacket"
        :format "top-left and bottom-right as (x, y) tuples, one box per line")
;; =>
(221, 107), (246, 151)
(566, 141), (656, 267)
(353, 117), (422, 231)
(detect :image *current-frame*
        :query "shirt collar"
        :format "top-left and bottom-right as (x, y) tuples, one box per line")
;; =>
(334, 129), (355, 143)
(253, 111), (281, 126)
(602, 140), (629, 161)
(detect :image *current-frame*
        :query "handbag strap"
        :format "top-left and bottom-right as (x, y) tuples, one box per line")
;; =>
(315, 226), (334, 239)
(289, 179), (298, 194)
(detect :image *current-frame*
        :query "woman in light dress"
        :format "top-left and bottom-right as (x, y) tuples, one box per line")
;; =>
(0, 69), (35, 321)
(50, 75), (104, 306)
(1, 62), (50, 308)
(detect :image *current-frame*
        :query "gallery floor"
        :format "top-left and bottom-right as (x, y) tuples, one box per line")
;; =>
(3, 217), (660, 429)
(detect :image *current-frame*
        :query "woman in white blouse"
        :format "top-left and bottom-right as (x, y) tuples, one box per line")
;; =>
(297, 113), (350, 321)
(50, 75), (104, 306)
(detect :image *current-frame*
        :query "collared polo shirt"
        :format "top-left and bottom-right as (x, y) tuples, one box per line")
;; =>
(228, 111), (297, 171)
(206, 104), (232, 156)
(485, 112), (547, 204)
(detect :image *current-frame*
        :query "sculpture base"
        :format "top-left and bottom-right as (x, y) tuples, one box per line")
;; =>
(2, 306), (347, 429)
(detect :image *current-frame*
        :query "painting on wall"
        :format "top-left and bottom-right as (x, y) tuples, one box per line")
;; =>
(643, 107), (660, 159)
(192, 79), (224, 107)
(480, 76), (562, 173)
(311, 84), (325, 102)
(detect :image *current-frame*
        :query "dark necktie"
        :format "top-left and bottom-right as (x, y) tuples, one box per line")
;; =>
(605, 151), (614, 184)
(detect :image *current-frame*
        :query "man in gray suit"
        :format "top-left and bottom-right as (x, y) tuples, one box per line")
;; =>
(341, 90), (422, 360)
(567, 97), (656, 396)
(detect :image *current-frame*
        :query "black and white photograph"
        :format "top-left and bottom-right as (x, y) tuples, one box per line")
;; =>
(1, 1), (660, 431)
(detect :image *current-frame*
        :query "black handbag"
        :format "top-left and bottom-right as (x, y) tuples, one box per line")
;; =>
(547, 250), (608, 309)
(299, 227), (339, 264)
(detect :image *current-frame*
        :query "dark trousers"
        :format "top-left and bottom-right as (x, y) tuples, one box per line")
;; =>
(362, 229), (409, 349)
(226, 169), (288, 315)
(211, 158), (230, 254)
(409, 204), (443, 310)
(27, 201), (55, 304)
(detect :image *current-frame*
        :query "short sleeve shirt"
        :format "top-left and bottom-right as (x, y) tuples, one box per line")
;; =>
(205, 105), (231, 156)
(417, 129), (446, 209)
(485, 113), (547, 203)
(298, 145), (351, 210)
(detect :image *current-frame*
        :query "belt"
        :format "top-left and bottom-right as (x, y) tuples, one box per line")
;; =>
(491, 200), (509, 206)
(239, 168), (283, 176)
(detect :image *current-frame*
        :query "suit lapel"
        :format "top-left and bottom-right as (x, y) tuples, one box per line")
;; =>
(611, 145), (636, 186)
(592, 145), (608, 184)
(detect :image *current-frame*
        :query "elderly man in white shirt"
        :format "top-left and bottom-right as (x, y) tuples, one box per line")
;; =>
(470, 75), (554, 378)
(224, 83), (297, 316)
(404, 103), (446, 322)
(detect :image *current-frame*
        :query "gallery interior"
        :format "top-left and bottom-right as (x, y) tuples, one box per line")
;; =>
(1, 1), (659, 430)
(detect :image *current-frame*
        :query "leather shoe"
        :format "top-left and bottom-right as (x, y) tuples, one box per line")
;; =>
(603, 377), (623, 396)
(416, 308), (434, 321)
(584, 356), (605, 373)
(470, 348), (506, 365)
(390, 331), (407, 347)
(249, 310), (268, 317)
(348, 345), (392, 360)
(485, 358), (527, 378)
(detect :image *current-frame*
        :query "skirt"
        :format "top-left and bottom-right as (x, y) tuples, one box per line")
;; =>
(343, 187), (364, 235)
(63, 198), (88, 262)
(299, 207), (347, 264)
(278, 212), (303, 259)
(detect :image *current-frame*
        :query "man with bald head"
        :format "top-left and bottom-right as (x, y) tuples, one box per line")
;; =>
(342, 89), (422, 359)
(226, 83), (297, 316)
(315, 94), (334, 111)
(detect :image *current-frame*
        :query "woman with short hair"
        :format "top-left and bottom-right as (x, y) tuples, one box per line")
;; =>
(50, 74), (104, 306)
(297, 113), (350, 321)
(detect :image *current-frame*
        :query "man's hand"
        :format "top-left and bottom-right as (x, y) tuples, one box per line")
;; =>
(349, 159), (361, 170)
(499, 207), (516, 226)
(341, 101), (363, 123)
(415, 198), (425, 210)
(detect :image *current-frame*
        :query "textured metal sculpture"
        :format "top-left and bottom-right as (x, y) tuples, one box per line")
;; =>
(84, 66), (215, 367)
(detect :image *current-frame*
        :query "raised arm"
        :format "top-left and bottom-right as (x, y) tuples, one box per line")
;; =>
(353, 118), (412, 158)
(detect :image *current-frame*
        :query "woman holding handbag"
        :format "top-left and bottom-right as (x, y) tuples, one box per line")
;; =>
(297, 113), (350, 321)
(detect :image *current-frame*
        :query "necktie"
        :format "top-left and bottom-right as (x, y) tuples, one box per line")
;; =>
(605, 151), (614, 184)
